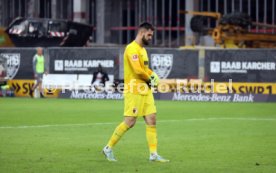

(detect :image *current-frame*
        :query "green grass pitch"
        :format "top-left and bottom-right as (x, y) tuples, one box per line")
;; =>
(0, 98), (276, 173)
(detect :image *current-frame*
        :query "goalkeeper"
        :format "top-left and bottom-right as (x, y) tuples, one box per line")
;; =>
(102, 22), (169, 162)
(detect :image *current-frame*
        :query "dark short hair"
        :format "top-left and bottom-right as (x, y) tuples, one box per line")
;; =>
(139, 22), (155, 31)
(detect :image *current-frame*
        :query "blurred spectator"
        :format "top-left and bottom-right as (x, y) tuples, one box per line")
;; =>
(91, 64), (109, 89)
(29, 47), (47, 98)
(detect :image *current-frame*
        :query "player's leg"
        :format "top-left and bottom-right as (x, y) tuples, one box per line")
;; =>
(143, 94), (169, 162)
(144, 114), (169, 162)
(103, 93), (140, 161)
(106, 116), (136, 148)
(103, 116), (136, 161)
(144, 113), (157, 154)
(38, 80), (44, 97)
(32, 82), (39, 91)
(37, 74), (45, 97)
(30, 76), (39, 97)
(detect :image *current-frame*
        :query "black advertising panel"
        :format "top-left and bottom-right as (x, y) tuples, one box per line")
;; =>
(0, 48), (36, 79)
(49, 47), (120, 79)
(205, 49), (276, 82)
(147, 48), (198, 79)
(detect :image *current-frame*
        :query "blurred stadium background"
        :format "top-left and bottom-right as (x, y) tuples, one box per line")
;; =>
(0, 0), (276, 173)
(1, 0), (276, 46)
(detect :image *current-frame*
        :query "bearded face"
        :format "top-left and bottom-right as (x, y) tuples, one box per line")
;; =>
(142, 35), (150, 45)
(141, 30), (154, 46)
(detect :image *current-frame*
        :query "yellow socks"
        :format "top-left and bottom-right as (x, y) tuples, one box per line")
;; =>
(146, 125), (157, 154)
(106, 122), (157, 154)
(107, 121), (130, 148)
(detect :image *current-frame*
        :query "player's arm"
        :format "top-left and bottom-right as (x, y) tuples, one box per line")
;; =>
(32, 56), (37, 74)
(146, 68), (153, 76)
(127, 52), (150, 82)
(147, 68), (160, 86)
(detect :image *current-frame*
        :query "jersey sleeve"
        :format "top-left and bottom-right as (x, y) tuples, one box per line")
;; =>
(146, 68), (153, 76)
(126, 48), (151, 81)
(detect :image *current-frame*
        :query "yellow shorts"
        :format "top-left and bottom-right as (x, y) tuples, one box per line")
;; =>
(124, 92), (156, 117)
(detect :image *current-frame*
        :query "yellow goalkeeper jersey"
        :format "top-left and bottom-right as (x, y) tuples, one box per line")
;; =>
(124, 41), (153, 95)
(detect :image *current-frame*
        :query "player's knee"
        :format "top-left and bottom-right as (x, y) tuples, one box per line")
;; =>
(151, 116), (156, 123)
(128, 122), (136, 128)
(128, 119), (137, 128)
(147, 121), (156, 126)
(150, 121), (156, 126)
(145, 114), (156, 125)
(124, 118), (136, 128)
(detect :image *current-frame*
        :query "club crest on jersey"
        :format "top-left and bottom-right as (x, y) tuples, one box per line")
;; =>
(132, 54), (138, 61)
(0, 53), (20, 79)
(150, 54), (173, 79)
(133, 108), (138, 114)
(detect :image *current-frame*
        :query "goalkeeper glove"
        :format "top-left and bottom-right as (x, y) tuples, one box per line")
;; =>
(149, 72), (160, 87)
